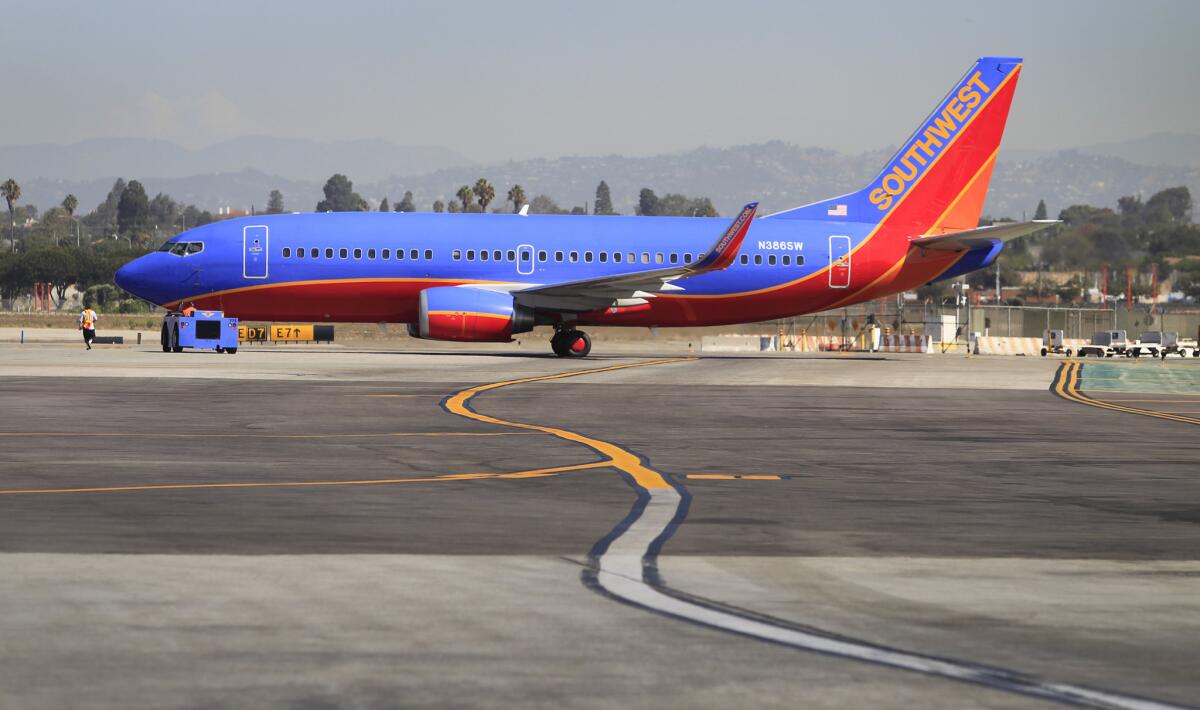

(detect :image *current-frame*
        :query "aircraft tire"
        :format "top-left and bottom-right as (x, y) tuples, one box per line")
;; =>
(563, 330), (591, 358)
(226, 347), (237, 355)
(550, 333), (568, 357)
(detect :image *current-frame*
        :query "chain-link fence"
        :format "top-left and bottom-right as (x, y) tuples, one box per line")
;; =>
(765, 301), (1200, 345)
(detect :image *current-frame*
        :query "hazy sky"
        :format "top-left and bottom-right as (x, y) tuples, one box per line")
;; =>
(3, 0), (1198, 162)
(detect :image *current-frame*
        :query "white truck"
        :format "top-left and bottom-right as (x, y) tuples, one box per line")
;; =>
(1126, 331), (1197, 359)
(1076, 330), (1128, 358)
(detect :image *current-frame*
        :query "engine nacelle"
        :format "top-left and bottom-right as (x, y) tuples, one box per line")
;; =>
(408, 286), (535, 342)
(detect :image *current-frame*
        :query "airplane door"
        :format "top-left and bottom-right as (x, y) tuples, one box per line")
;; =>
(516, 244), (535, 275)
(243, 225), (268, 279)
(829, 235), (851, 288)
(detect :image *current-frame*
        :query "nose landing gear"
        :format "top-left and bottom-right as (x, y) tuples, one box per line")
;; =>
(551, 327), (591, 357)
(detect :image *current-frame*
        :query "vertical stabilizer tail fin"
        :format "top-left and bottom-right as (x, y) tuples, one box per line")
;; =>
(767, 56), (1023, 235)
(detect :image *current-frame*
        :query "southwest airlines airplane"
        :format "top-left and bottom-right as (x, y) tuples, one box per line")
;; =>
(116, 56), (1052, 357)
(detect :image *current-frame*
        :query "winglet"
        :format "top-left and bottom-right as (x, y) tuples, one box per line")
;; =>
(688, 202), (757, 273)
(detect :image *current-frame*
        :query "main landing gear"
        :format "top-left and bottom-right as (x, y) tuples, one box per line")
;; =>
(550, 327), (591, 358)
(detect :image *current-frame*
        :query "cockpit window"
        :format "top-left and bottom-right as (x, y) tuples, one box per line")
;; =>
(161, 241), (204, 256)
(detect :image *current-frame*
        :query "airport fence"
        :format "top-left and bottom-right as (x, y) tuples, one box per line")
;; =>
(761, 301), (1200, 347)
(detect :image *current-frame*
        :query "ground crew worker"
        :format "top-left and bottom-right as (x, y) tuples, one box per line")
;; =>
(79, 306), (98, 350)
(181, 302), (197, 316)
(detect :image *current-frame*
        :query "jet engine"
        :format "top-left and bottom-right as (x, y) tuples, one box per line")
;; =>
(408, 286), (535, 342)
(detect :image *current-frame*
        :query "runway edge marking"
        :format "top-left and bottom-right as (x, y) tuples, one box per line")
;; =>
(1051, 361), (1200, 426)
(446, 357), (1193, 710)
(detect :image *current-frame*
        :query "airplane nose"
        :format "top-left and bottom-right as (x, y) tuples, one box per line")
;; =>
(114, 259), (146, 298)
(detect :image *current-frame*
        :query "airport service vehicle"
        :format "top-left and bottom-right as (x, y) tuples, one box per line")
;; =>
(161, 310), (239, 354)
(1076, 331), (1128, 358)
(115, 56), (1056, 358)
(1040, 330), (1073, 357)
(1127, 331), (1197, 358)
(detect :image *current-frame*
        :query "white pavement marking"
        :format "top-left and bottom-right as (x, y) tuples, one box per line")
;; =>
(592, 484), (1190, 710)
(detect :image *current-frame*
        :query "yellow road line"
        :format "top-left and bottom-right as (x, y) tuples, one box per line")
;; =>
(1052, 361), (1200, 426)
(0, 461), (610, 495)
(0, 431), (533, 440)
(443, 358), (696, 491)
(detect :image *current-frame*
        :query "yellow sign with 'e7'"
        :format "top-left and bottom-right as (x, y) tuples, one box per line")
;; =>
(270, 324), (314, 341)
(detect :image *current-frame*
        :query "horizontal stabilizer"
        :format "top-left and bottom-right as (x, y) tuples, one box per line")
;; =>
(909, 220), (1058, 252)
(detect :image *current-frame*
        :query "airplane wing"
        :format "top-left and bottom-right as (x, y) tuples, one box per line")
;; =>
(909, 220), (1059, 252)
(514, 202), (758, 312)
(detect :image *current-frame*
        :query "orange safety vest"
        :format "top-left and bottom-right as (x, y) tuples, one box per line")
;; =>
(80, 309), (96, 329)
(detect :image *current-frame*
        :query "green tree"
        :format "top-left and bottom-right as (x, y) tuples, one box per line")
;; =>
(23, 247), (77, 305)
(379, 197), (390, 212)
(117, 180), (150, 235)
(455, 185), (474, 212)
(148, 192), (177, 229)
(397, 191), (416, 212)
(473, 179), (495, 213)
(1033, 199), (1047, 221)
(2, 178), (20, 252)
(1144, 186), (1192, 225)
(447, 200), (461, 214)
(432, 199), (445, 213)
(506, 184), (526, 213)
(0, 250), (31, 299)
(266, 190), (285, 214)
(594, 180), (614, 215)
(316, 174), (369, 212)
(636, 188), (658, 216)
(62, 194), (79, 217)
(529, 194), (564, 214)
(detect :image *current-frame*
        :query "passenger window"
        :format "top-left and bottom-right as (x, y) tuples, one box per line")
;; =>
(521, 251), (530, 262)
(641, 252), (649, 264)
(296, 248), (305, 259)
(411, 249), (419, 260)
(655, 253), (664, 264)
(340, 248), (349, 259)
(368, 248), (376, 259)
(782, 255), (790, 266)
(538, 250), (547, 262)
(506, 250), (516, 261)
(796, 255), (805, 266)
(382, 249), (390, 259)
(310, 248), (318, 258)
(326, 248), (334, 258)
(569, 251), (578, 262)
(628, 252), (636, 263)
(599, 252), (608, 263)
(555, 251), (564, 262)
(453, 249), (462, 261)
(282, 247), (291, 258)
(424, 249), (432, 260)
(614, 252), (623, 263)
(754, 254), (763, 265)
(396, 249), (404, 260)
(669, 253), (678, 264)
(467, 250), (475, 261)
(684, 253), (692, 262)
(354, 248), (362, 259)
(768, 255), (777, 266)
(739, 254), (748, 265)
(480, 250), (489, 261)
(492, 250), (502, 261)
(584, 252), (593, 263)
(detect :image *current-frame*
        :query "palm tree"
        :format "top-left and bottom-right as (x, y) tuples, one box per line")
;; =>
(1, 179), (20, 252)
(473, 178), (495, 213)
(507, 184), (526, 213)
(61, 194), (78, 216)
(455, 185), (474, 212)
